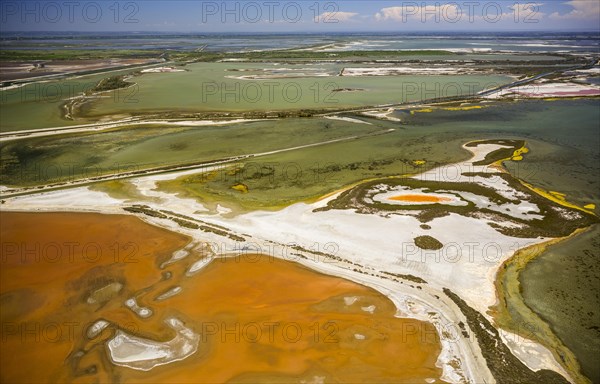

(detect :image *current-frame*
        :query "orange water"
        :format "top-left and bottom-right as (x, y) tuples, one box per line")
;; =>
(389, 194), (452, 203)
(1, 212), (444, 383)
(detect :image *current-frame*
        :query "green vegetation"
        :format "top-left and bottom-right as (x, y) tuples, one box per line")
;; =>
(92, 76), (133, 92)
(414, 235), (444, 250)
(1, 46), (582, 66)
(123, 205), (247, 240)
(170, 216), (200, 230)
(444, 288), (569, 384)
(319, 152), (598, 239)
(466, 139), (525, 166)
(157, 125), (472, 213)
(158, 210), (246, 241)
(123, 205), (167, 218)
(0, 48), (453, 63)
(381, 271), (427, 284)
(0, 49), (164, 61)
(90, 180), (152, 202)
(155, 49), (458, 64)
(230, 49), (455, 60)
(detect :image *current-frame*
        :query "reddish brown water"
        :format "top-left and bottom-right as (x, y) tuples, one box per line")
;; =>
(1, 212), (444, 383)
(389, 194), (452, 203)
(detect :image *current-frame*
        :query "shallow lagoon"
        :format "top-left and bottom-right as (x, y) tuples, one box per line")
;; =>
(0, 117), (381, 187)
(0, 67), (146, 132)
(85, 62), (513, 116)
(0, 61), (514, 132)
(521, 228), (600, 383)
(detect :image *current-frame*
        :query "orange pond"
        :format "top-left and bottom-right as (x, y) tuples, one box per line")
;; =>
(0, 212), (444, 383)
(389, 194), (452, 203)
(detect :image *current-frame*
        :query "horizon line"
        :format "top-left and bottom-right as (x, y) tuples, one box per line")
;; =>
(3, 29), (600, 34)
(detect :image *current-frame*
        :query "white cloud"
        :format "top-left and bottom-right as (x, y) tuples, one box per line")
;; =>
(375, 4), (461, 22)
(374, 3), (546, 25)
(507, 3), (546, 23)
(509, 3), (545, 17)
(318, 11), (358, 23)
(549, 0), (600, 20)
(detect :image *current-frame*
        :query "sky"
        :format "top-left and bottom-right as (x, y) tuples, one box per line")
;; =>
(1, 0), (599, 32)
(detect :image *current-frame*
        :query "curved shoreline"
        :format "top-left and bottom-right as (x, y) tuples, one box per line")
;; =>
(491, 227), (592, 384)
(488, 142), (597, 383)
(488, 141), (597, 383)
